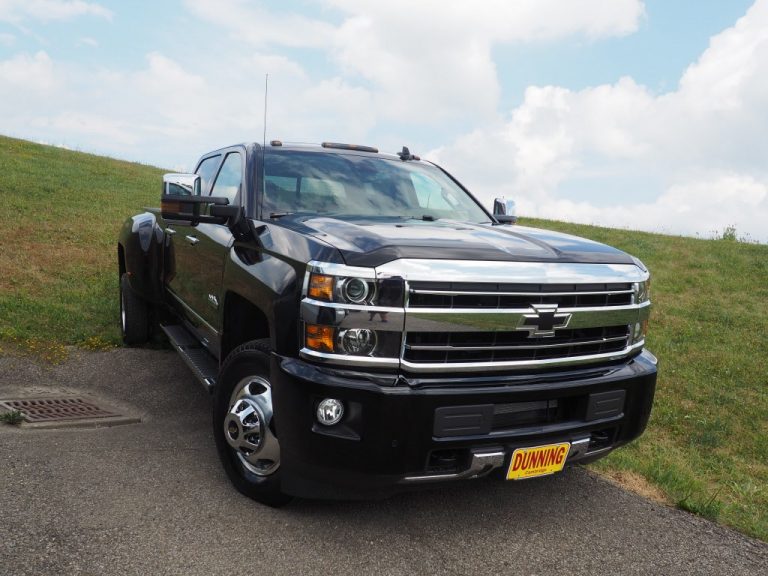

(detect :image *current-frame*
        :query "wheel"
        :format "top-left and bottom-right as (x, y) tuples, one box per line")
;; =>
(119, 273), (149, 345)
(213, 339), (292, 507)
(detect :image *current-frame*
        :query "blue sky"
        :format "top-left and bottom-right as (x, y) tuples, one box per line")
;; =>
(1, 0), (766, 241)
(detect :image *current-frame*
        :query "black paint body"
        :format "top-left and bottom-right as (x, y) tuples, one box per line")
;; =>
(117, 143), (657, 498)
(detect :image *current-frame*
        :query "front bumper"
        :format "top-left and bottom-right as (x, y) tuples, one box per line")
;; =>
(271, 350), (657, 499)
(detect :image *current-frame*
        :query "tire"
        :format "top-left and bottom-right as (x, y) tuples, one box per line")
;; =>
(213, 339), (292, 507)
(119, 273), (149, 346)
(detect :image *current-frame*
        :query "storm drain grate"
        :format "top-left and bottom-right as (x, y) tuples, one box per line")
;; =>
(0, 398), (120, 423)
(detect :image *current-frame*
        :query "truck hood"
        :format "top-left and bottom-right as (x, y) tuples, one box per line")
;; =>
(275, 215), (635, 267)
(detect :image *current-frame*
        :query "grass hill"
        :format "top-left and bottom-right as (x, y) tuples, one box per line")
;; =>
(0, 135), (766, 540)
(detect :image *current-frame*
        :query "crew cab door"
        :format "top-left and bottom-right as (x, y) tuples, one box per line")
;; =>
(165, 153), (221, 320)
(188, 151), (243, 337)
(164, 151), (243, 352)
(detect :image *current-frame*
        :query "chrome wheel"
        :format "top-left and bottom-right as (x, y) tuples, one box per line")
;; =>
(223, 376), (280, 476)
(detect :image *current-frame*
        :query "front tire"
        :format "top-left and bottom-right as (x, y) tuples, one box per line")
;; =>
(119, 273), (149, 345)
(213, 339), (292, 507)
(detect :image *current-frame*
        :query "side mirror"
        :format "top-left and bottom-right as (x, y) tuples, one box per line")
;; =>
(493, 197), (517, 224)
(161, 173), (237, 226)
(163, 173), (201, 197)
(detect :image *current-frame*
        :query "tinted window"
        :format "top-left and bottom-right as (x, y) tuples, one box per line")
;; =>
(211, 152), (242, 205)
(195, 155), (221, 195)
(262, 151), (489, 222)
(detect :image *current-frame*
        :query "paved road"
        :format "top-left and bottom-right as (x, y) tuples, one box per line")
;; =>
(1, 348), (766, 576)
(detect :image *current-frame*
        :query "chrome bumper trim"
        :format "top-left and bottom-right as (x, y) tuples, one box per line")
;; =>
(399, 340), (646, 373)
(299, 348), (400, 369)
(402, 450), (505, 483)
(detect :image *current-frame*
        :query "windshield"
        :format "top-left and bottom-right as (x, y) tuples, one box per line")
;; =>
(261, 150), (490, 222)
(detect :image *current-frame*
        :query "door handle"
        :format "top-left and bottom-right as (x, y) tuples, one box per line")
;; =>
(166, 227), (176, 236)
(185, 235), (199, 245)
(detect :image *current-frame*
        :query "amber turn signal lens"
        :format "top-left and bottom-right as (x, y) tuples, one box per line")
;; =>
(308, 274), (334, 301)
(306, 324), (335, 353)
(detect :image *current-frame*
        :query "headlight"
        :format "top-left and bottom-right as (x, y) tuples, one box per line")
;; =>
(305, 324), (335, 352)
(308, 274), (334, 301)
(339, 328), (377, 355)
(307, 272), (377, 305)
(301, 262), (403, 368)
(633, 277), (651, 304)
(631, 265), (650, 345)
(339, 277), (373, 304)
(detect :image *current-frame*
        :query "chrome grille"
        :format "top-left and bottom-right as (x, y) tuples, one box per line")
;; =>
(408, 281), (634, 309)
(404, 326), (630, 364)
(380, 260), (652, 373)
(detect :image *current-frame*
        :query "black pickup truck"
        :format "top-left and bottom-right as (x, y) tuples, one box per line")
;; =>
(118, 141), (656, 506)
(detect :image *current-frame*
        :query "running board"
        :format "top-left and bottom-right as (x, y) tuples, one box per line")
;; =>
(161, 324), (218, 393)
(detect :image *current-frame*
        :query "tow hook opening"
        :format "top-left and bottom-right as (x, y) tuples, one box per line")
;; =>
(426, 449), (467, 474)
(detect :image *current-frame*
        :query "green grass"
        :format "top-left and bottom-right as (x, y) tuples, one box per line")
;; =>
(0, 135), (164, 349)
(0, 410), (24, 426)
(523, 218), (768, 540)
(0, 135), (767, 540)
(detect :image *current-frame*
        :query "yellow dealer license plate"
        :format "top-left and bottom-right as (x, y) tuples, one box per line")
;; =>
(506, 442), (571, 480)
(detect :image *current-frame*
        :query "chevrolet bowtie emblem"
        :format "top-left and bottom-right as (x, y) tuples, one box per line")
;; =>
(517, 304), (571, 338)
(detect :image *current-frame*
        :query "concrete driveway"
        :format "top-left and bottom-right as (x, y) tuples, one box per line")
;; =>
(1, 348), (766, 576)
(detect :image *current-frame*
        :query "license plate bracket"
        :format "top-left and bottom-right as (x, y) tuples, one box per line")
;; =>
(506, 442), (571, 480)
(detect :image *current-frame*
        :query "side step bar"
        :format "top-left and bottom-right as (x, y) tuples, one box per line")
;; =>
(161, 324), (218, 393)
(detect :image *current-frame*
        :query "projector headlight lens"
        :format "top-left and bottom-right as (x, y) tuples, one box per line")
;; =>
(339, 328), (377, 355)
(341, 277), (370, 304)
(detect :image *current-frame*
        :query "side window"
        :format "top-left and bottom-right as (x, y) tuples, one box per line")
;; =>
(195, 155), (221, 195)
(210, 152), (243, 205)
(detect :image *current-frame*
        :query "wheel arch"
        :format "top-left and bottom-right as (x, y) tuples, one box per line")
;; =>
(221, 291), (271, 361)
(117, 211), (166, 303)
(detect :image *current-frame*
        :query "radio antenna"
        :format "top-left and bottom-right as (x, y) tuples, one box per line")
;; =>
(262, 73), (269, 149)
(260, 73), (269, 219)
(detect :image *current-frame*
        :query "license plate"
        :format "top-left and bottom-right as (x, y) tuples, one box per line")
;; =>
(506, 442), (571, 480)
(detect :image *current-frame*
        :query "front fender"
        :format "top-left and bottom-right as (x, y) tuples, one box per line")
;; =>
(118, 212), (165, 303)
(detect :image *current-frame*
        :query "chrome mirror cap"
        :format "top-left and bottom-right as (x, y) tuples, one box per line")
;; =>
(163, 173), (201, 197)
(493, 197), (517, 224)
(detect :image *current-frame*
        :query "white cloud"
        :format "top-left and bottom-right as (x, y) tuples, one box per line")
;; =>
(0, 32), (14, 45)
(0, 47), (378, 168)
(516, 174), (768, 241)
(2, 0), (766, 242)
(430, 0), (768, 241)
(0, 50), (57, 91)
(77, 36), (98, 47)
(184, 0), (645, 126)
(0, 0), (111, 23)
(184, 0), (335, 48)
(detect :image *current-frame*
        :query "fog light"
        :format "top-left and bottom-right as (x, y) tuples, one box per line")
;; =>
(339, 328), (376, 355)
(317, 398), (344, 426)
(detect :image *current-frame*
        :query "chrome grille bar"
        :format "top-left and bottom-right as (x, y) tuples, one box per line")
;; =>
(406, 335), (628, 352)
(410, 289), (635, 296)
